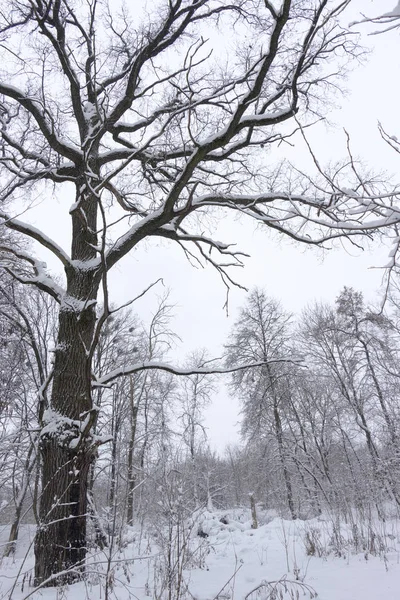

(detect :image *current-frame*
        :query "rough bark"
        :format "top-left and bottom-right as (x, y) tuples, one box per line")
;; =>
(34, 442), (93, 584)
(34, 192), (99, 584)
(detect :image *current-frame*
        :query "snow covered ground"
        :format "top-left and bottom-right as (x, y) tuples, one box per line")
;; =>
(1, 508), (399, 599)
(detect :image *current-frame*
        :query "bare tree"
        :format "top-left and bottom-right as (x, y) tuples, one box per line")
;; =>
(124, 295), (177, 525)
(0, 275), (56, 556)
(299, 293), (400, 509)
(226, 289), (298, 518)
(0, 0), (391, 585)
(177, 349), (215, 505)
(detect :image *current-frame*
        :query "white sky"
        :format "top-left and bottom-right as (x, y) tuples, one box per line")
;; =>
(21, 0), (400, 453)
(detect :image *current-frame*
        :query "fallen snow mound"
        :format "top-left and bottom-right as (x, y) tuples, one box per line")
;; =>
(1, 508), (400, 599)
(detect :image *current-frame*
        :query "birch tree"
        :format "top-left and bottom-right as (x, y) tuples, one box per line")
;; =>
(0, 0), (396, 585)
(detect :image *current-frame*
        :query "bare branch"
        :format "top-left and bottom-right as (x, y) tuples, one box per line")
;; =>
(96, 357), (302, 387)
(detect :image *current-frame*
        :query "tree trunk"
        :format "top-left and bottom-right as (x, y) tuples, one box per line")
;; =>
(4, 491), (24, 558)
(249, 493), (258, 529)
(126, 378), (139, 526)
(273, 403), (296, 520)
(4, 442), (36, 557)
(88, 471), (108, 551)
(34, 441), (93, 584)
(34, 188), (99, 585)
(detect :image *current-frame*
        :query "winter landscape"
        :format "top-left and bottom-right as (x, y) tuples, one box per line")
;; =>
(1, 0), (400, 598)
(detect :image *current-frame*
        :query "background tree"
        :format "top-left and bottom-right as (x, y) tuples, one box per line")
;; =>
(298, 289), (400, 511)
(0, 274), (56, 556)
(177, 349), (216, 507)
(220, 285), (400, 520)
(226, 289), (299, 518)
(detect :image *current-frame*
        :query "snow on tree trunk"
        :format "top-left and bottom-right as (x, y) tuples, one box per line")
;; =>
(34, 192), (99, 584)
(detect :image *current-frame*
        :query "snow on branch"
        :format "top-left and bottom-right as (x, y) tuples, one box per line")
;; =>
(0, 211), (71, 267)
(0, 83), (82, 162)
(96, 358), (303, 387)
(350, 2), (400, 33)
(0, 246), (64, 302)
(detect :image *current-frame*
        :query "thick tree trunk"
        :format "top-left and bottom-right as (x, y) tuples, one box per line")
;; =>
(34, 442), (93, 584)
(34, 182), (99, 585)
(34, 298), (97, 584)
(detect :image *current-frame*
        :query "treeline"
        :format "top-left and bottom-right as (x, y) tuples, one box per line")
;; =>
(1, 278), (400, 557)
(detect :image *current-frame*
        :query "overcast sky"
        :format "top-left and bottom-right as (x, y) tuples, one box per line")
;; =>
(23, 0), (400, 452)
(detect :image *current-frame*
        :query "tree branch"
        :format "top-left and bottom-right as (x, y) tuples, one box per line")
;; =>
(96, 357), (301, 387)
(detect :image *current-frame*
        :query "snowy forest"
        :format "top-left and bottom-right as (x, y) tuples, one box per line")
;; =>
(1, 1), (400, 599)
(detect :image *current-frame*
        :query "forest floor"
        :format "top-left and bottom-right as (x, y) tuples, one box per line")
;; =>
(0, 507), (399, 599)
